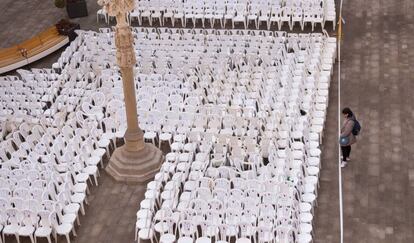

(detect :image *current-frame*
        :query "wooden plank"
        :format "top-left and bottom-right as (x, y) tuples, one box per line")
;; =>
(0, 26), (68, 69)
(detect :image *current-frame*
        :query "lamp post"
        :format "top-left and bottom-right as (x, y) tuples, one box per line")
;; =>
(98, 0), (162, 182)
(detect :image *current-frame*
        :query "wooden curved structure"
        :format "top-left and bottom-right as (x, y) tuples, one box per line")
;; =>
(0, 26), (69, 74)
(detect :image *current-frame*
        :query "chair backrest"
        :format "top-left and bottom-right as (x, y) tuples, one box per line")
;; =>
(257, 225), (274, 242)
(6, 208), (22, 225)
(21, 209), (38, 227)
(207, 198), (223, 211)
(179, 220), (197, 237)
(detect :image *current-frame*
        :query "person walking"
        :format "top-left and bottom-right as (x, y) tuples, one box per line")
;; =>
(340, 107), (357, 167)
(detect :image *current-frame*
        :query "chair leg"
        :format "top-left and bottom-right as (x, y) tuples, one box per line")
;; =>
(72, 226), (77, 237)
(15, 234), (20, 243)
(80, 203), (85, 215)
(65, 234), (71, 243)
(94, 174), (98, 186)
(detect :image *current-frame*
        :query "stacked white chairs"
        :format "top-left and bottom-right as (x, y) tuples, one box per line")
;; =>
(88, 27), (340, 243)
(96, 0), (337, 30)
(0, 31), (117, 243)
(0, 27), (335, 243)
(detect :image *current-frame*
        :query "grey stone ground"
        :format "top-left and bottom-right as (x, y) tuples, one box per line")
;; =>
(1, 0), (414, 242)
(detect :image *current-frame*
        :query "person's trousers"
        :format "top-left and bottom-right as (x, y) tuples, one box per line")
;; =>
(341, 145), (352, 161)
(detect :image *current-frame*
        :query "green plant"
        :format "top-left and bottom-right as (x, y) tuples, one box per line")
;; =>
(54, 0), (66, 8)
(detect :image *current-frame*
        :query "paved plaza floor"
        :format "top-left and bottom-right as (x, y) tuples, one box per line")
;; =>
(1, 0), (414, 242)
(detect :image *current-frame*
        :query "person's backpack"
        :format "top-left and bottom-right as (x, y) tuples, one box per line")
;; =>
(352, 118), (361, 136)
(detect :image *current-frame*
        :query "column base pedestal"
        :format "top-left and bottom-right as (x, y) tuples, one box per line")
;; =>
(105, 143), (163, 183)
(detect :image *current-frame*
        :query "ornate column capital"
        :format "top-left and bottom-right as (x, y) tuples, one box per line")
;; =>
(98, 0), (136, 68)
(97, 0), (135, 16)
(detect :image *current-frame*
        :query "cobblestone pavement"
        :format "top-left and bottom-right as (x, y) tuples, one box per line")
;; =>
(314, 0), (414, 242)
(2, 0), (414, 242)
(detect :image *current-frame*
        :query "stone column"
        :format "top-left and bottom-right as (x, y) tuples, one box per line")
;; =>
(98, 0), (162, 183)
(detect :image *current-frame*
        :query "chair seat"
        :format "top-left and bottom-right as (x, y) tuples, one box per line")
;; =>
(196, 236), (211, 243)
(160, 133), (172, 140)
(97, 138), (110, 148)
(73, 183), (87, 193)
(300, 202), (312, 212)
(307, 166), (319, 176)
(152, 13), (161, 18)
(297, 233), (312, 243)
(138, 228), (154, 240)
(83, 165), (98, 175)
(3, 225), (20, 235)
(62, 213), (77, 224)
(178, 236), (194, 243)
(179, 153), (191, 162)
(154, 222), (169, 234)
(93, 148), (106, 157)
(144, 131), (157, 139)
(171, 142), (184, 151)
(184, 180), (197, 191)
(300, 212), (313, 223)
(248, 15), (257, 20)
(136, 218), (151, 230)
(18, 225), (35, 236)
(136, 209), (151, 219)
(236, 238), (251, 243)
(233, 16), (245, 22)
(55, 223), (72, 234)
(64, 204), (80, 214)
(35, 226), (52, 237)
(160, 233), (176, 243)
(166, 152), (177, 162)
(302, 193), (316, 203)
(300, 223), (313, 234)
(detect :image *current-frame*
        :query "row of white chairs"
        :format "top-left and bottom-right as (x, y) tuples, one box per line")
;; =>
(85, 27), (340, 243)
(97, 0), (336, 31)
(0, 27), (335, 243)
(0, 32), (115, 243)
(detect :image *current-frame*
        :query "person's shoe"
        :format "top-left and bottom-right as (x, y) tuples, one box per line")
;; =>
(341, 161), (348, 168)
